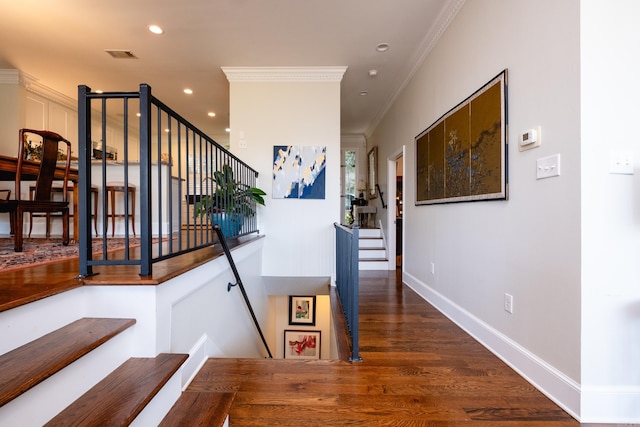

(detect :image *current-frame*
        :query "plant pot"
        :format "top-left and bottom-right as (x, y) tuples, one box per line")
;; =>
(211, 212), (244, 237)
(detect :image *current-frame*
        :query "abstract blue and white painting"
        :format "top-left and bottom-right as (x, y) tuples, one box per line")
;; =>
(272, 145), (326, 199)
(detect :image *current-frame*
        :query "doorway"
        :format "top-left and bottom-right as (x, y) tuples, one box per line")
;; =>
(387, 147), (404, 270)
(340, 149), (357, 225)
(395, 156), (403, 268)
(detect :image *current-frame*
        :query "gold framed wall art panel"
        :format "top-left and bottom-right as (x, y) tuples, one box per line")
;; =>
(415, 70), (508, 205)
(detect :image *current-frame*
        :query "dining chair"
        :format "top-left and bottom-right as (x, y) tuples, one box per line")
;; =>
(6, 129), (72, 251)
(0, 189), (16, 235)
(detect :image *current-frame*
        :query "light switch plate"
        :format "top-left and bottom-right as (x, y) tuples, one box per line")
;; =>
(536, 154), (561, 179)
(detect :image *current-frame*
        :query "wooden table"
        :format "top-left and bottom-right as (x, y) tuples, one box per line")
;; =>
(0, 155), (80, 240)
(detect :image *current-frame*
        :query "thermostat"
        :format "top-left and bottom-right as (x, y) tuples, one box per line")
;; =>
(520, 129), (537, 145)
(519, 127), (541, 151)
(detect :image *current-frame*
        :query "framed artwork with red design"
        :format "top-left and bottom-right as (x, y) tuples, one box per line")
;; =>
(284, 330), (321, 360)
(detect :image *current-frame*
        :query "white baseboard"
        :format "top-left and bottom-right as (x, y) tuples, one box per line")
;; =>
(402, 271), (581, 420)
(402, 271), (640, 423)
(180, 334), (213, 390)
(580, 385), (640, 424)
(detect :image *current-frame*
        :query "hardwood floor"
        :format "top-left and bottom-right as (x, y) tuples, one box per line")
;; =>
(0, 234), (261, 312)
(1, 245), (624, 425)
(187, 270), (583, 426)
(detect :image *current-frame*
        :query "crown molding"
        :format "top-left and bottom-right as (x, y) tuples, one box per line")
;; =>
(222, 66), (348, 83)
(26, 80), (77, 110)
(0, 68), (76, 109)
(0, 69), (32, 85)
(364, 0), (467, 138)
(341, 134), (367, 148)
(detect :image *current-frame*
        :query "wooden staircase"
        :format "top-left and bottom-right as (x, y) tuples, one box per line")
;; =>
(0, 316), (231, 426)
(358, 228), (388, 270)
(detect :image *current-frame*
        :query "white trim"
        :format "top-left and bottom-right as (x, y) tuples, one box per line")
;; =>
(387, 147), (404, 270)
(365, 0), (467, 137)
(580, 386), (640, 424)
(0, 69), (23, 84)
(402, 270), (582, 420)
(222, 66), (347, 83)
(0, 68), (76, 109)
(25, 80), (76, 110)
(180, 334), (212, 390)
(340, 134), (366, 148)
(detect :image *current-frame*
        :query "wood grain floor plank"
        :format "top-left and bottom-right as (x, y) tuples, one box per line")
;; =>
(184, 270), (580, 426)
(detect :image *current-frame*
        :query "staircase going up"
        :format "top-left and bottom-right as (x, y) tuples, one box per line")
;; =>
(358, 228), (388, 270)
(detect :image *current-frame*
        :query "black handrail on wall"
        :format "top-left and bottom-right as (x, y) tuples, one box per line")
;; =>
(214, 224), (273, 359)
(334, 222), (362, 362)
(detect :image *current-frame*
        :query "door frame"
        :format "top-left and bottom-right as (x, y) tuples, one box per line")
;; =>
(386, 146), (404, 271)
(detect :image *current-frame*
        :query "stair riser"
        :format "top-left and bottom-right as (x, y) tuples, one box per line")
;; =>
(359, 261), (389, 270)
(0, 329), (133, 426)
(130, 371), (183, 427)
(0, 288), (84, 355)
(358, 229), (382, 239)
(359, 249), (386, 259)
(359, 239), (384, 249)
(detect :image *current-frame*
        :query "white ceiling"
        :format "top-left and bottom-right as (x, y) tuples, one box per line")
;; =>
(0, 0), (455, 140)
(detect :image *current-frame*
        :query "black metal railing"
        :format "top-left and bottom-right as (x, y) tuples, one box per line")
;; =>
(214, 225), (272, 359)
(334, 222), (362, 362)
(77, 83), (260, 277)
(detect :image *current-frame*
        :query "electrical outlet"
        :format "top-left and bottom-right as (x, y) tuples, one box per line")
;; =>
(504, 293), (513, 314)
(610, 150), (634, 174)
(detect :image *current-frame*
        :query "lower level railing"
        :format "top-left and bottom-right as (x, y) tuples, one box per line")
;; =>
(334, 222), (362, 362)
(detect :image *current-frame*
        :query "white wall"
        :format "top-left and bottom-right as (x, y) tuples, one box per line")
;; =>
(368, 0), (596, 420)
(223, 67), (345, 278)
(0, 70), (22, 153)
(168, 239), (269, 359)
(580, 0), (640, 422)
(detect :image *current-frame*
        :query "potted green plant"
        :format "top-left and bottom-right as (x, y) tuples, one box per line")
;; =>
(195, 164), (266, 237)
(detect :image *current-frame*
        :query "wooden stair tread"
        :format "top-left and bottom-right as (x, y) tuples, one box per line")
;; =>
(159, 391), (236, 427)
(45, 353), (188, 427)
(0, 317), (136, 408)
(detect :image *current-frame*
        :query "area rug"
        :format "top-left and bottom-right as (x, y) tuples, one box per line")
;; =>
(0, 238), (139, 272)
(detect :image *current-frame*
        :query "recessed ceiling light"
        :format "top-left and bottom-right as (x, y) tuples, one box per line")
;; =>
(376, 43), (389, 52)
(368, 69), (378, 77)
(95, 89), (103, 94)
(208, 112), (216, 117)
(148, 25), (164, 35)
(183, 88), (193, 95)
(225, 128), (231, 133)
(360, 91), (369, 96)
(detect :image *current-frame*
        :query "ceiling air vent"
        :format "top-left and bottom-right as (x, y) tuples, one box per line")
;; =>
(104, 49), (138, 59)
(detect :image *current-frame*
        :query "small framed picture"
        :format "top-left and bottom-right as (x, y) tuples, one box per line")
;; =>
(284, 330), (321, 359)
(289, 295), (316, 326)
